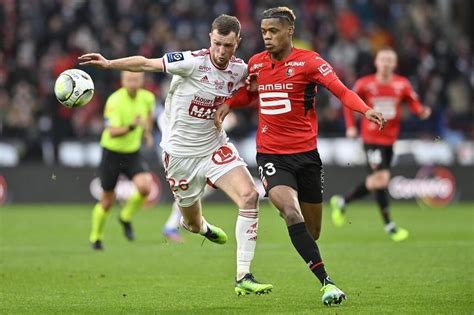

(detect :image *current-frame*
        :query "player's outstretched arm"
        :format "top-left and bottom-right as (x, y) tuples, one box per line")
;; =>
(327, 79), (385, 130)
(78, 53), (164, 72)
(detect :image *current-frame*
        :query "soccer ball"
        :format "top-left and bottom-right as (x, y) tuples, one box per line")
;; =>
(54, 69), (94, 108)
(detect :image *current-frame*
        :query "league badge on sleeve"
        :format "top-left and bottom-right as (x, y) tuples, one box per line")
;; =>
(167, 52), (184, 63)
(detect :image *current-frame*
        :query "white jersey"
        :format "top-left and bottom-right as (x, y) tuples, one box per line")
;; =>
(160, 49), (247, 157)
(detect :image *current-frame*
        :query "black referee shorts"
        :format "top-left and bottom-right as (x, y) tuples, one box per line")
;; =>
(99, 148), (150, 191)
(364, 144), (394, 172)
(256, 149), (324, 203)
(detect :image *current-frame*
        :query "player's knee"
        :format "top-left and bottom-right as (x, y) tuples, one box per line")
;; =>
(281, 207), (304, 226)
(380, 172), (390, 187)
(237, 186), (259, 209)
(309, 226), (321, 240)
(136, 183), (151, 196)
(373, 172), (390, 189)
(101, 198), (114, 211)
(134, 174), (152, 196)
(367, 173), (388, 190)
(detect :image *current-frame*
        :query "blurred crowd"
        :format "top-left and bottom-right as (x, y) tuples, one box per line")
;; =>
(1, 0), (472, 162)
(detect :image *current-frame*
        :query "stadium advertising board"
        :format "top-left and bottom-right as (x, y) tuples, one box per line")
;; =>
(388, 166), (456, 208)
(0, 165), (471, 204)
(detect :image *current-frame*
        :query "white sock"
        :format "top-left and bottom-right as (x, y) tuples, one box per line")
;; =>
(164, 201), (182, 230)
(180, 216), (208, 234)
(200, 217), (209, 234)
(236, 209), (258, 280)
(384, 222), (396, 233)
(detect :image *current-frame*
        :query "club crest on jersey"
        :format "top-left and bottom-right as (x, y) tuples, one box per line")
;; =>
(212, 145), (237, 165)
(286, 67), (295, 77)
(226, 70), (238, 78)
(213, 79), (224, 90)
(166, 52), (184, 63)
(227, 82), (234, 93)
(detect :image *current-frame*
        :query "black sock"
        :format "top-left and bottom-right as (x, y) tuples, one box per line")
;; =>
(288, 222), (330, 285)
(374, 189), (394, 228)
(344, 181), (369, 204)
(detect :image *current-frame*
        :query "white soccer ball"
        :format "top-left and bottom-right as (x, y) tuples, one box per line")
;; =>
(54, 69), (94, 108)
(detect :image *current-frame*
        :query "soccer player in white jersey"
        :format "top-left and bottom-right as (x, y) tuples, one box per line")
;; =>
(79, 15), (272, 295)
(157, 109), (216, 243)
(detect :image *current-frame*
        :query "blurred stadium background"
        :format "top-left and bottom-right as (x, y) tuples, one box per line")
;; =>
(0, 0), (472, 205)
(0, 0), (473, 313)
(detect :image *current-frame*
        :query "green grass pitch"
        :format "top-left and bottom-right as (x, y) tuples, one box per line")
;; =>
(1, 202), (473, 314)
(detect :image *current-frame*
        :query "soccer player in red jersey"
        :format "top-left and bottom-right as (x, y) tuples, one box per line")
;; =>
(330, 47), (431, 241)
(215, 7), (385, 305)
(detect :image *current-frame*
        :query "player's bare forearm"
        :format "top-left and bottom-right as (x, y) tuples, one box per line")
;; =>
(108, 126), (132, 137)
(145, 113), (153, 134)
(108, 116), (142, 137)
(79, 54), (163, 72)
(109, 56), (164, 72)
(214, 104), (230, 130)
(143, 113), (154, 147)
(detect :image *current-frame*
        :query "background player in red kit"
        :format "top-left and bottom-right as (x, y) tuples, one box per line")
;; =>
(330, 48), (431, 241)
(215, 6), (385, 306)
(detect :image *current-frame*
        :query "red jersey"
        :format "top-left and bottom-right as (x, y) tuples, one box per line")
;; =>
(226, 48), (369, 154)
(344, 74), (424, 146)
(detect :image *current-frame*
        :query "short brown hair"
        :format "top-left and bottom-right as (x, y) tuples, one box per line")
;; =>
(378, 46), (396, 53)
(262, 7), (296, 25)
(211, 14), (241, 36)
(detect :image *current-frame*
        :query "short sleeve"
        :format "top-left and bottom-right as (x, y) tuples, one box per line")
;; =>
(104, 96), (122, 128)
(162, 51), (195, 77)
(306, 54), (339, 88)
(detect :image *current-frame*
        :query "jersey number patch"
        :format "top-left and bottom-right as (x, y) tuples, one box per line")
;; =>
(259, 92), (292, 115)
(372, 97), (397, 120)
(167, 178), (190, 193)
(367, 149), (382, 165)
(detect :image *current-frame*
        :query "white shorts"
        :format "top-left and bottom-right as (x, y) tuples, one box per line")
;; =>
(162, 143), (247, 207)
